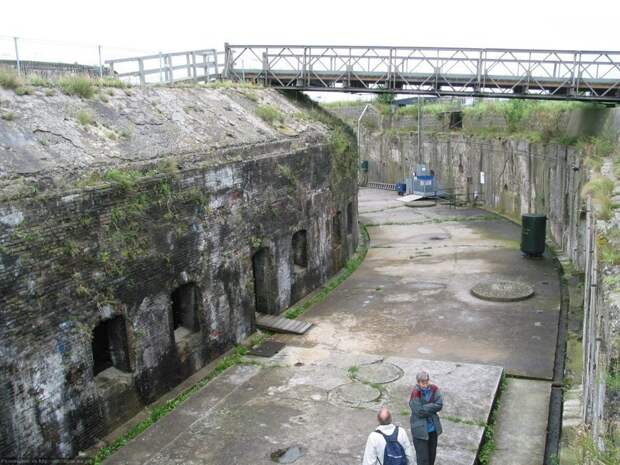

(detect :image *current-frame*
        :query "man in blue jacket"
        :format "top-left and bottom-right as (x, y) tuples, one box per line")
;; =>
(409, 370), (443, 465)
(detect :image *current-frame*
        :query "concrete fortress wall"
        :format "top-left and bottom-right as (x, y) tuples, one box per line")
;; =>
(345, 103), (620, 454)
(364, 133), (589, 266)
(0, 87), (358, 457)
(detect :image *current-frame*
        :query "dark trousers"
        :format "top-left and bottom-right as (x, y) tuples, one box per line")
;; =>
(412, 431), (438, 465)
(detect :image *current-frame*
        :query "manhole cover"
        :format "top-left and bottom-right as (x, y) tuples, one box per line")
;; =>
(353, 362), (404, 384)
(328, 383), (382, 406)
(471, 281), (534, 302)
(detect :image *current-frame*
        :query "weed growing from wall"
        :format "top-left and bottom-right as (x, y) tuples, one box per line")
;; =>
(59, 75), (96, 99)
(255, 104), (284, 125)
(478, 374), (508, 465)
(582, 176), (615, 221)
(0, 66), (22, 89)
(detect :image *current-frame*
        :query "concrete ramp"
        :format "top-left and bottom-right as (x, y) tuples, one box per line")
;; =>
(255, 313), (312, 334)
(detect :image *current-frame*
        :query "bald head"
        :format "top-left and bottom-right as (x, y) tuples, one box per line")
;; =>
(377, 407), (392, 425)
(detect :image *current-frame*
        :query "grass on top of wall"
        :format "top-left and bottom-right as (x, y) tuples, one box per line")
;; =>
(0, 66), (129, 99)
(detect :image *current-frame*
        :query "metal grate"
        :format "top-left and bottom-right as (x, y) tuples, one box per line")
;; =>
(367, 182), (397, 190)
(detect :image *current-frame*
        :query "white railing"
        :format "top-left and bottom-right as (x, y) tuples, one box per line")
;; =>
(106, 49), (224, 85)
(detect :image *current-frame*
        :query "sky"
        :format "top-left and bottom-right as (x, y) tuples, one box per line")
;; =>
(1, 0), (618, 101)
(2, 0), (618, 56)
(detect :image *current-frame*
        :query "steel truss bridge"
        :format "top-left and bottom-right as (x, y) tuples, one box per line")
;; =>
(223, 44), (620, 102)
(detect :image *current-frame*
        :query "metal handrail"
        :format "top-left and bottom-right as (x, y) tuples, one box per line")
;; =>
(105, 48), (224, 85)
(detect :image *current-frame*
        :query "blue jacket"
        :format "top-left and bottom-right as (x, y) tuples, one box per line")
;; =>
(409, 384), (443, 440)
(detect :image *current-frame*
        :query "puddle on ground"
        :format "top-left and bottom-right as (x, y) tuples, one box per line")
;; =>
(271, 446), (304, 463)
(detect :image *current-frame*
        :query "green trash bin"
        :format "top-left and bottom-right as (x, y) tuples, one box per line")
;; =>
(521, 214), (546, 257)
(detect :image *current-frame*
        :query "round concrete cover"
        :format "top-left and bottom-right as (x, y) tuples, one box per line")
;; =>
(471, 280), (535, 302)
(354, 362), (404, 384)
(329, 383), (382, 406)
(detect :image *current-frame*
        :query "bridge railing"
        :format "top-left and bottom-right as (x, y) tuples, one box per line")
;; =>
(106, 49), (224, 85)
(224, 44), (620, 101)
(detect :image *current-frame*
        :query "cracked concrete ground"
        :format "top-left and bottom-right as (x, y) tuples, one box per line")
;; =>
(105, 348), (502, 465)
(103, 188), (559, 465)
(280, 189), (561, 380)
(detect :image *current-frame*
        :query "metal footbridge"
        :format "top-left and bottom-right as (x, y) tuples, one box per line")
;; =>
(222, 44), (620, 102)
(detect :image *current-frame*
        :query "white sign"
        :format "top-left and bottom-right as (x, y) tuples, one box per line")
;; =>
(480, 171), (485, 185)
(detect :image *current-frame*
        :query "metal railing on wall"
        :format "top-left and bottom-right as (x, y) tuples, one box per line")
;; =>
(0, 35), (224, 86)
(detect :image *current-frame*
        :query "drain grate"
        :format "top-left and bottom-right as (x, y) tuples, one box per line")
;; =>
(247, 341), (286, 357)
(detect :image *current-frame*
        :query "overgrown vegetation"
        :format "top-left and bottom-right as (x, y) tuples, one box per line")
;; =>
(2, 72), (129, 99)
(478, 374), (508, 465)
(582, 176), (615, 220)
(28, 74), (52, 87)
(14, 86), (33, 96)
(319, 99), (369, 109)
(76, 109), (95, 126)
(102, 169), (143, 190)
(282, 90), (358, 196)
(375, 92), (394, 105)
(90, 332), (267, 464)
(328, 98), (615, 152)
(59, 75), (96, 98)
(597, 229), (620, 266)
(395, 100), (462, 118)
(567, 427), (620, 465)
(0, 67), (21, 90)
(442, 415), (486, 427)
(255, 104), (284, 125)
(578, 135), (618, 173)
(204, 79), (259, 90)
(462, 99), (594, 144)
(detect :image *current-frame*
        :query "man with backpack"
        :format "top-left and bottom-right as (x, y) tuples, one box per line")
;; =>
(362, 407), (413, 465)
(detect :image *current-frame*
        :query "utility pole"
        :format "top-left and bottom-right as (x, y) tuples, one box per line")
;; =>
(417, 96), (423, 161)
(14, 37), (20, 76)
(98, 45), (103, 78)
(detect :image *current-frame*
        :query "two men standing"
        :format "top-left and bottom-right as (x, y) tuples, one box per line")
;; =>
(362, 371), (443, 465)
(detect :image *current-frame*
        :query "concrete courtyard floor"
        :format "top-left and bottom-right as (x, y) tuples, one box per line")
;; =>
(104, 188), (560, 465)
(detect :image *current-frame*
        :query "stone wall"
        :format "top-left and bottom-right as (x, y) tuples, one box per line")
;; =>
(0, 86), (358, 458)
(363, 131), (590, 266)
(581, 160), (620, 453)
